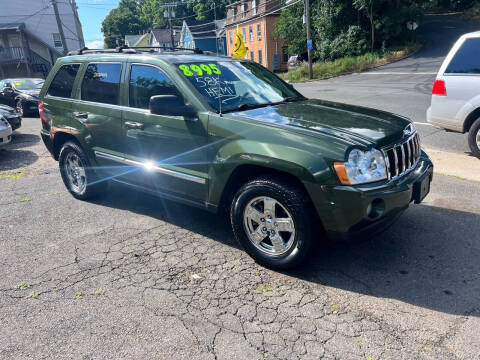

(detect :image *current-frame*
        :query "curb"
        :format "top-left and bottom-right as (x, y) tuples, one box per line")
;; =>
(288, 44), (423, 84)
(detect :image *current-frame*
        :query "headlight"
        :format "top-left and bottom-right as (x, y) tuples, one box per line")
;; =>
(334, 148), (387, 185)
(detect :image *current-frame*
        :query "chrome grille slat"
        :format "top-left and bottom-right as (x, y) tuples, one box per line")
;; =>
(384, 133), (421, 181)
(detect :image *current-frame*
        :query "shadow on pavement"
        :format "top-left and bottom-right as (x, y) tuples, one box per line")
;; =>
(92, 181), (480, 318)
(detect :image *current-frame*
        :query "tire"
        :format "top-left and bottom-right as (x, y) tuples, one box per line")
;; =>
(15, 99), (24, 117)
(468, 118), (480, 159)
(230, 175), (315, 269)
(58, 141), (107, 200)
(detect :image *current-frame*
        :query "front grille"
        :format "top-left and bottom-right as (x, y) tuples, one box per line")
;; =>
(384, 133), (421, 180)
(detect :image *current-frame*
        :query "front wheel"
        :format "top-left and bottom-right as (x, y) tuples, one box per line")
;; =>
(59, 141), (106, 200)
(15, 99), (24, 117)
(468, 118), (480, 159)
(230, 176), (315, 269)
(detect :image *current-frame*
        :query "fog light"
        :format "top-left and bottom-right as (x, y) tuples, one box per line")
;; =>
(367, 199), (385, 219)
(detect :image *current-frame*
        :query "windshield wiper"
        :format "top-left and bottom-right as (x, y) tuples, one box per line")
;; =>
(222, 103), (272, 113)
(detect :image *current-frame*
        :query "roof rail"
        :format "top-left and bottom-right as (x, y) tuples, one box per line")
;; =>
(129, 46), (204, 54)
(67, 46), (136, 56)
(67, 45), (204, 56)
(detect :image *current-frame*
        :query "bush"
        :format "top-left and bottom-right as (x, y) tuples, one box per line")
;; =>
(316, 26), (369, 61)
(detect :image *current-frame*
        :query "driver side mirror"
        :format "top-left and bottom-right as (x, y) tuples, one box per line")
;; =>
(4, 87), (13, 93)
(149, 95), (196, 119)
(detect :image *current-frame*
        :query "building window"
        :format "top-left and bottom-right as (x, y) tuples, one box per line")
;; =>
(249, 26), (253, 42)
(242, 28), (246, 42)
(241, 4), (245, 19)
(258, 50), (262, 65)
(252, 0), (256, 15)
(250, 51), (254, 60)
(52, 33), (63, 48)
(257, 24), (261, 40)
(282, 46), (289, 63)
(229, 31), (233, 44)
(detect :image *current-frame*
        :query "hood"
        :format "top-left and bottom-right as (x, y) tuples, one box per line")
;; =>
(0, 105), (18, 117)
(229, 99), (412, 148)
(21, 89), (40, 98)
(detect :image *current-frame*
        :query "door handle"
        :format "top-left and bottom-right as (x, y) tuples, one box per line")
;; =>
(125, 121), (144, 130)
(73, 111), (88, 120)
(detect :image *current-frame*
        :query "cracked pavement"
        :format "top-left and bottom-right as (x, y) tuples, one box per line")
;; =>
(0, 118), (479, 360)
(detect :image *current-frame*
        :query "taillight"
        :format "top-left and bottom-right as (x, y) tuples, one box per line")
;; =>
(38, 101), (44, 125)
(432, 80), (446, 96)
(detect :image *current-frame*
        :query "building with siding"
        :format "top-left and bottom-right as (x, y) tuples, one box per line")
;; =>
(0, 0), (84, 79)
(150, 29), (180, 48)
(180, 19), (226, 55)
(225, 0), (288, 71)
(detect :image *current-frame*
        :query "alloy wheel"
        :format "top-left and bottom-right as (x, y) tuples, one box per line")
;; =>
(243, 196), (296, 256)
(64, 152), (87, 194)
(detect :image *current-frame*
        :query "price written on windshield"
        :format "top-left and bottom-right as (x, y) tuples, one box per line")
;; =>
(179, 64), (221, 77)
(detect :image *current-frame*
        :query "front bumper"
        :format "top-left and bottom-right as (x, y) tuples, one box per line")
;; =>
(0, 127), (12, 146)
(6, 115), (21, 131)
(307, 151), (433, 242)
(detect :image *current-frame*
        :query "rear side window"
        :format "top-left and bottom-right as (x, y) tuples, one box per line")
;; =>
(129, 64), (181, 109)
(81, 63), (121, 105)
(445, 38), (480, 74)
(47, 64), (80, 98)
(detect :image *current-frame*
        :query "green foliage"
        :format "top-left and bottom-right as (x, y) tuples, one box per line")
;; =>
(285, 43), (419, 82)
(276, 0), (430, 62)
(102, 0), (148, 48)
(102, 0), (235, 48)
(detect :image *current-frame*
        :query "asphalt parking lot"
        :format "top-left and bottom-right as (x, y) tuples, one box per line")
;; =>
(1, 114), (480, 359)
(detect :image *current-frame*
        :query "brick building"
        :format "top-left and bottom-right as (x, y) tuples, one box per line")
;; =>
(225, 0), (288, 71)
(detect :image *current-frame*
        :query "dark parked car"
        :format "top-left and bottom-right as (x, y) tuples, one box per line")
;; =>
(39, 49), (433, 269)
(0, 78), (44, 116)
(0, 104), (21, 131)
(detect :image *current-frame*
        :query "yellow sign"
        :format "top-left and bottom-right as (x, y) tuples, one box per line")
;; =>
(233, 26), (247, 58)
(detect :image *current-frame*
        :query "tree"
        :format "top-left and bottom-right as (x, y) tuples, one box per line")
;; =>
(274, 2), (306, 56)
(101, 0), (147, 48)
(353, 0), (375, 52)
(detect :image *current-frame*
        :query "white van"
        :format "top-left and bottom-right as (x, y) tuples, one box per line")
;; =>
(427, 31), (480, 158)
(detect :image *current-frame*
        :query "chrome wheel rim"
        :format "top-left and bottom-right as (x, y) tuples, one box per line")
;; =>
(16, 101), (23, 116)
(243, 196), (296, 256)
(64, 152), (86, 194)
(476, 130), (480, 149)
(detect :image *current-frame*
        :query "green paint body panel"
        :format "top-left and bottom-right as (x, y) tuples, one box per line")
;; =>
(39, 52), (433, 239)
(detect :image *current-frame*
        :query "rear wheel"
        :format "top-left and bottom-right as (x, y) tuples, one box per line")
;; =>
(468, 118), (480, 159)
(59, 141), (106, 200)
(230, 176), (315, 269)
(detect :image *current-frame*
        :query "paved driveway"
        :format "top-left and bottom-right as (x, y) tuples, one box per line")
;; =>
(1, 117), (480, 359)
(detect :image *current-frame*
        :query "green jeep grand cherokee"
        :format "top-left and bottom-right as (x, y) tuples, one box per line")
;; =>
(39, 49), (433, 269)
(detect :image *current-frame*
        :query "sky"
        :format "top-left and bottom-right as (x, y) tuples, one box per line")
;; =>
(76, 0), (119, 48)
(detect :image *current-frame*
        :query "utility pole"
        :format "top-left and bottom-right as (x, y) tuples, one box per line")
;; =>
(305, 0), (312, 79)
(165, 6), (175, 48)
(52, 0), (69, 55)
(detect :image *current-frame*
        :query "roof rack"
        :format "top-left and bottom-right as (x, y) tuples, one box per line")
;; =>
(129, 46), (204, 54)
(67, 45), (204, 56)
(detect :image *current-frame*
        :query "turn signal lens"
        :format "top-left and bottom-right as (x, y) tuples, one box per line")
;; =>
(432, 80), (446, 96)
(38, 101), (44, 125)
(334, 162), (351, 185)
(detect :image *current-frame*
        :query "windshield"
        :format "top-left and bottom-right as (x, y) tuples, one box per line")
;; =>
(13, 79), (44, 90)
(176, 61), (303, 112)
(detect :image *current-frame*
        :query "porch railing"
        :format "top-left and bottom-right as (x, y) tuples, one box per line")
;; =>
(0, 46), (25, 62)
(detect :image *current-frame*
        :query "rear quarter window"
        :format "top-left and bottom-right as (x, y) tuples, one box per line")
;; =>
(445, 37), (480, 74)
(81, 63), (122, 105)
(47, 64), (80, 98)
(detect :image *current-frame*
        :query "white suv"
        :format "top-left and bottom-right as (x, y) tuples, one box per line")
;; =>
(427, 31), (480, 158)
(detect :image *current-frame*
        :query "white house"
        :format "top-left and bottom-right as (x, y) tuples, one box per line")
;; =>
(0, 0), (84, 78)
